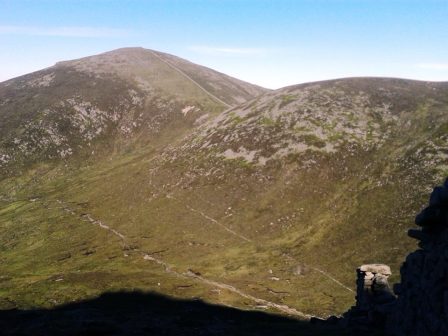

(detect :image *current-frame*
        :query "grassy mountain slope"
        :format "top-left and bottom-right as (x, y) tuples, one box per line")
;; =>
(1, 72), (447, 319)
(0, 47), (266, 176)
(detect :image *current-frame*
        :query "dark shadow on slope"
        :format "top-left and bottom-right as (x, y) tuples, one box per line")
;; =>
(0, 291), (345, 336)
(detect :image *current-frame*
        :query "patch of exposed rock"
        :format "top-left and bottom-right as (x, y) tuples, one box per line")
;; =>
(312, 264), (395, 332)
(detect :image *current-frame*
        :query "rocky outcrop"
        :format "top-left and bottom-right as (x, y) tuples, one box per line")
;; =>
(388, 178), (448, 335)
(354, 264), (395, 322)
(317, 178), (448, 335)
(315, 264), (396, 331)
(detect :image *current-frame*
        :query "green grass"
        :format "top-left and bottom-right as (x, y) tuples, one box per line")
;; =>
(260, 116), (280, 127)
(0, 139), (422, 318)
(278, 94), (297, 109)
(1, 77), (447, 324)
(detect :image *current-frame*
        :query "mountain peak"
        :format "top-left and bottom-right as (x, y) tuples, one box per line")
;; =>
(54, 47), (267, 101)
(0, 48), (266, 174)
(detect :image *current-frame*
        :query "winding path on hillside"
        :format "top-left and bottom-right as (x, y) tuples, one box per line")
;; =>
(149, 51), (232, 108)
(165, 195), (354, 294)
(282, 253), (354, 293)
(166, 194), (252, 242)
(54, 199), (312, 319)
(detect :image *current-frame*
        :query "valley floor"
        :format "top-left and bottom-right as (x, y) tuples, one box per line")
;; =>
(0, 147), (358, 320)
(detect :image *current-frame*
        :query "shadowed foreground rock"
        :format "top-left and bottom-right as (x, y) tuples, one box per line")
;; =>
(344, 264), (395, 328)
(0, 291), (343, 336)
(389, 178), (448, 335)
(312, 264), (395, 332)
(316, 177), (448, 335)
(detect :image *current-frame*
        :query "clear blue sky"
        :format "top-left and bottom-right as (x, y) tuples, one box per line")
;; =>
(0, 0), (447, 89)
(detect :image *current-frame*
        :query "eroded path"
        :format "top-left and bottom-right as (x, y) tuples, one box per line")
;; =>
(166, 194), (252, 242)
(283, 253), (354, 294)
(165, 196), (354, 294)
(54, 199), (312, 319)
(149, 51), (232, 108)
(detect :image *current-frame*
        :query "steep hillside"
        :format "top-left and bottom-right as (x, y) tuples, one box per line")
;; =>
(0, 47), (266, 176)
(151, 78), (448, 284)
(1, 75), (447, 320)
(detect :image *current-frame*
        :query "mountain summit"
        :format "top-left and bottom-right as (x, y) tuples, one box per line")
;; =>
(0, 47), (267, 175)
